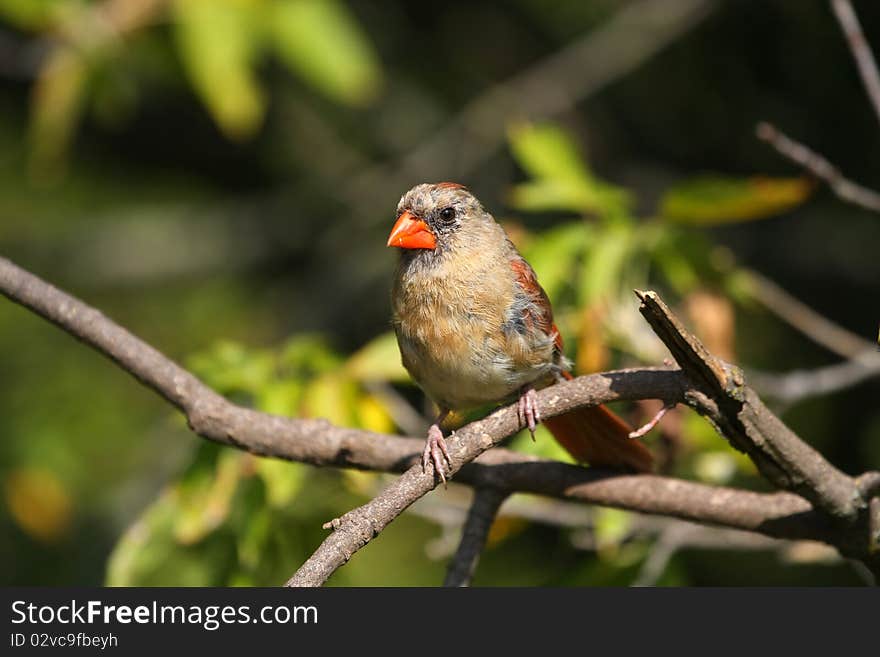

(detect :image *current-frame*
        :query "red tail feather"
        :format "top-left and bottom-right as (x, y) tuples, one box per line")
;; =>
(544, 403), (653, 473)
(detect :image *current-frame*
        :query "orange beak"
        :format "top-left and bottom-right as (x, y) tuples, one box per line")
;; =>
(386, 211), (437, 250)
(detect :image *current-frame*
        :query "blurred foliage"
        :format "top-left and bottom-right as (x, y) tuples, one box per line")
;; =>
(1, 0), (877, 587)
(0, 0), (382, 176)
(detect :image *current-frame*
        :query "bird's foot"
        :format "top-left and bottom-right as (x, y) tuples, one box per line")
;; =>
(517, 386), (541, 440)
(422, 422), (452, 485)
(629, 403), (674, 439)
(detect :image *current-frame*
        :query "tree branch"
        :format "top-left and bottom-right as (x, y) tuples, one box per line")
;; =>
(443, 488), (508, 587)
(1, 256), (877, 585)
(756, 122), (880, 213)
(749, 359), (880, 405)
(742, 269), (877, 359)
(830, 0), (880, 129)
(634, 290), (864, 521)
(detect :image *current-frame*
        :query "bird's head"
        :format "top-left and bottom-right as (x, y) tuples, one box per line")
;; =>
(387, 182), (487, 255)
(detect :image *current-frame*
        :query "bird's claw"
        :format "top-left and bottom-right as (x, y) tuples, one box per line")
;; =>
(422, 423), (452, 485)
(517, 387), (541, 440)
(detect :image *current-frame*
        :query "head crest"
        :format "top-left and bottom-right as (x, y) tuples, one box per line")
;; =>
(435, 182), (467, 191)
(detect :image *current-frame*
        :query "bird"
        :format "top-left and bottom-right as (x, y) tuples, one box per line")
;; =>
(387, 182), (653, 483)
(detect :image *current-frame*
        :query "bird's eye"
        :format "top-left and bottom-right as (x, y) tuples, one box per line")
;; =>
(438, 207), (456, 223)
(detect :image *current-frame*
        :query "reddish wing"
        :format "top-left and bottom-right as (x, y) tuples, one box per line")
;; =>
(509, 255), (651, 471)
(509, 256), (564, 353)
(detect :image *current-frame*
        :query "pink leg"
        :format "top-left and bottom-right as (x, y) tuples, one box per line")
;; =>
(422, 409), (452, 485)
(517, 386), (541, 440)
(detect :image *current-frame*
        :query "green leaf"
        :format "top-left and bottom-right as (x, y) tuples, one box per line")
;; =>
(508, 121), (592, 184)
(105, 445), (242, 586)
(356, 395), (395, 433)
(173, 448), (243, 545)
(255, 459), (305, 507)
(507, 122), (629, 215)
(301, 373), (359, 425)
(173, 0), (265, 139)
(508, 425), (574, 462)
(105, 489), (177, 586)
(661, 175), (814, 225)
(577, 222), (633, 306)
(345, 332), (409, 383)
(0, 0), (65, 31)
(237, 507), (272, 570)
(522, 221), (590, 303)
(256, 380), (303, 416)
(279, 334), (342, 375)
(28, 47), (89, 180)
(508, 179), (600, 213)
(188, 340), (276, 396)
(269, 0), (383, 106)
(593, 507), (633, 553)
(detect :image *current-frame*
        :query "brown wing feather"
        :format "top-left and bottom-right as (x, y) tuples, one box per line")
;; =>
(509, 256), (565, 352)
(509, 258), (653, 472)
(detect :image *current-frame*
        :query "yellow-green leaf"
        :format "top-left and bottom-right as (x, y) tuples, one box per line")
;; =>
(0, 0), (65, 31)
(301, 373), (358, 425)
(279, 334), (342, 374)
(522, 221), (591, 302)
(28, 46), (89, 180)
(270, 0), (382, 106)
(173, 449), (243, 545)
(507, 122), (630, 215)
(508, 425), (574, 462)
(345, 332), (409, 383)
(257, 380), (303, 416)
(356, 395), (395, 433)
(173, 0), (265, 139)
(661, 175), (814, 225)
(188, 340), (275, 395)
(508, 179), (598, 213)
(508, 121), (592, 184)
(255, 459), (305, 507)
(237, 507), (271, 569)
(593, 507), (633, 554)
(577, 222), (633, 306)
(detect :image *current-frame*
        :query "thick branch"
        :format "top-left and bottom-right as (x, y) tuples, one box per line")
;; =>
(635, 290), (863, 522)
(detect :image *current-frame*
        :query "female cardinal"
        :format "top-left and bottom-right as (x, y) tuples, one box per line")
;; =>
(387, 182), (652, 482)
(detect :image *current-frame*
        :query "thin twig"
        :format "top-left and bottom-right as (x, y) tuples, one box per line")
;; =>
(830, 0), (880, 128)
(755, 122), (880, 212)
(443, 488), (508, 587)
(631, 521), (808, 587)
(743, 269), (876, 359)
(749, 358), (880, 404)
(740, 269), (880, 402)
